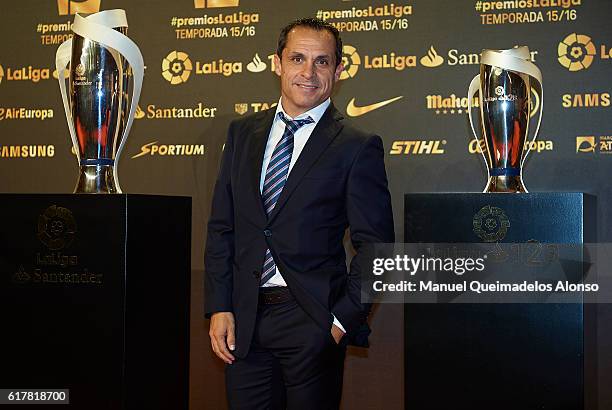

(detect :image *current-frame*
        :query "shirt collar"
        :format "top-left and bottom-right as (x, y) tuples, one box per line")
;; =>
(275, 97), (330, 125)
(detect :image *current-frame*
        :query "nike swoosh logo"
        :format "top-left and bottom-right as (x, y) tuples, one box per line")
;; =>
(346, 96), (403, 117)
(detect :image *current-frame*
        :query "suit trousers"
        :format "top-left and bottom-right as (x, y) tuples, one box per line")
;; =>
(226, 294), (346, 410)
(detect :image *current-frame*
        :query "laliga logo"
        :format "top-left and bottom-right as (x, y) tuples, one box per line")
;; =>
(194, 0), (239, 8)
(162, 51), (192, 85)
(340, 45), (360, 80)
(57, 0), (101, 16)
(558, 33), (596, 71)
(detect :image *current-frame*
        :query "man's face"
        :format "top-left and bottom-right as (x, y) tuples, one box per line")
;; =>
(274, 26), (343, 117)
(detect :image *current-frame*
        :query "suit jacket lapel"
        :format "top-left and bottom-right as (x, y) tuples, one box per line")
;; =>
(246, 109), (275, 220)
(267, 104), (344, 223)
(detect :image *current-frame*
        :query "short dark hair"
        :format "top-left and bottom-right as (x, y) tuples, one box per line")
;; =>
(276, 18), (343, 67)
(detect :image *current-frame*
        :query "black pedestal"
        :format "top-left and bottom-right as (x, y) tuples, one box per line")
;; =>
(0, 194), (191, 410)
(404, 193), (596, 410)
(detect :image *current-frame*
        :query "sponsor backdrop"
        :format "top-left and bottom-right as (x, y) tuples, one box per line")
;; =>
(0, 0), (610, 408)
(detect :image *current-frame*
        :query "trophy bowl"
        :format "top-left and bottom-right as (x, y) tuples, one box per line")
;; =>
(56, 9), (144, 193)
(467, 46), (543, 193)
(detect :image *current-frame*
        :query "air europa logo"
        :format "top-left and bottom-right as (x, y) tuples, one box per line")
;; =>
(57, 0), (101, 16)
(469, 139), (554, 154)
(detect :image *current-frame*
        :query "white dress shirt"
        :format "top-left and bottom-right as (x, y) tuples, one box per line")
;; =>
(259, 97), (345, 332)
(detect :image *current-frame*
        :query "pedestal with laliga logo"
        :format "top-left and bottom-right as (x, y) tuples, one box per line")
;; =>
(0, 194), (191, 410)
(404, 193), (595, 409)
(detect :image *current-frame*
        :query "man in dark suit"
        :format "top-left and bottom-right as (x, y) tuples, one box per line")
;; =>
(204, 17), (394, 409)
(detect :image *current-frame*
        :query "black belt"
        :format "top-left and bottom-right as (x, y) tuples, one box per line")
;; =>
(259, 286), (293, 305)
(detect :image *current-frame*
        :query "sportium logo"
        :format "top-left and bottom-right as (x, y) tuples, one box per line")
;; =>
(162, 51), (192, 85)
(389, 140), (446, 155)
(57, 0), (101, 15)
(132, 142), (205, 158)
(194, 0), (239, 8)
(558, 33), (596, 72)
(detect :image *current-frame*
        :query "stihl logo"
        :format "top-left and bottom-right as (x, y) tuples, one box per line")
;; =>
(389, 140), (446, 155)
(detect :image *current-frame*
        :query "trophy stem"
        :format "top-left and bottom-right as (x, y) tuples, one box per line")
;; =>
(484, 175), (528, 193)
(74, 165), (119, 194)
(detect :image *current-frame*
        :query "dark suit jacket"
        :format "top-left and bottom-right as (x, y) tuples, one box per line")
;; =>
(204, 104), (394, 358)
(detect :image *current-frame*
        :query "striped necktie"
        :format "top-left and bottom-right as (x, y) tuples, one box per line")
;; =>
(260, 112), (314, 285)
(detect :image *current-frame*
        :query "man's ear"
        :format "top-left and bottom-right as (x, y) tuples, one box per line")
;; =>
(274, 54), (282, 77)
(334, 63), (344, 82)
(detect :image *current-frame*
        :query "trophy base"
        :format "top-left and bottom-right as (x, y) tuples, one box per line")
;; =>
(484, 175), (528, 193)
(74, 165), (120, 194)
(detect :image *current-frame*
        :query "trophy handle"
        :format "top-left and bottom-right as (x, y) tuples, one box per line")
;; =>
(55, 9), (144, 193)
(467, 74), (482, 146)
(467, 74), (489, 192)
(56, 40), (79, 164)
(522, 79), (544, 169)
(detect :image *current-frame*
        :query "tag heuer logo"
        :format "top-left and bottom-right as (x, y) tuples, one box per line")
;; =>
(235, 103), (248, 115)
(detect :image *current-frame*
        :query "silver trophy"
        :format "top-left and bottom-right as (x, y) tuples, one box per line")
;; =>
(56, 9), (144, 193)
(467, 47), (543, 193)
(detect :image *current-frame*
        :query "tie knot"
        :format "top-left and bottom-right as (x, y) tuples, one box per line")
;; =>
(278, 112), (314, 133)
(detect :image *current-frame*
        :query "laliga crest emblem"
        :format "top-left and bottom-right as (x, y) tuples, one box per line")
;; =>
(473, 205), (510, 243)
(37, 205), (78, 250)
